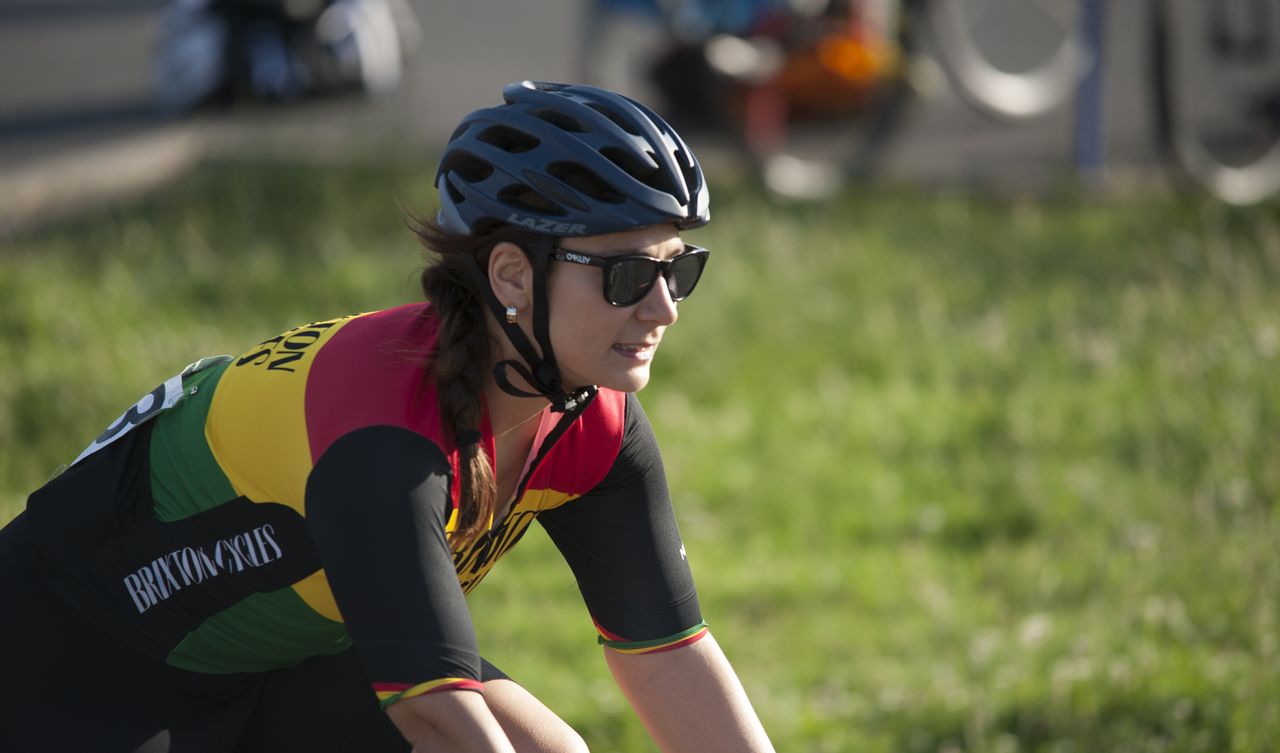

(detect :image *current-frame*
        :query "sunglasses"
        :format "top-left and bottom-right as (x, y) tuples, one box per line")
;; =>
(549, 244), (710, 307)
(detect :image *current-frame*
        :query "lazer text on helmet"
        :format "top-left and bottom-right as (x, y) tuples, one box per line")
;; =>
(506, 213), (587, 235)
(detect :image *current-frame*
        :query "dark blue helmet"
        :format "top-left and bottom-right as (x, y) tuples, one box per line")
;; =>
(436, 81), (709, 237)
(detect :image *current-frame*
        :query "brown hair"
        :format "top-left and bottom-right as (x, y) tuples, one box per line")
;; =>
(411, 215), (539, 549)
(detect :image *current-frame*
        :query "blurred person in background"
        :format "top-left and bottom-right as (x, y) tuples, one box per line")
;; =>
(0, 81), (776, 753)
(154, 0), (420, 113)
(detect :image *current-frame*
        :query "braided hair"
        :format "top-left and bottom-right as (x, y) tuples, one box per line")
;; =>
(413, 217), (538, 548)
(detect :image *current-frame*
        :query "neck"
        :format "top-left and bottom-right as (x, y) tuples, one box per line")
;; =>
(483, 314), (553, 435)
(484, 374), (549, 439)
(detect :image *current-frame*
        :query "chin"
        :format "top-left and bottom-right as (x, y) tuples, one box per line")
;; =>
(598, 369), (652, 394)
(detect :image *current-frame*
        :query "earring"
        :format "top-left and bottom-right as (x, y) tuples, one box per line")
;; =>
(505, 305), (518, 324)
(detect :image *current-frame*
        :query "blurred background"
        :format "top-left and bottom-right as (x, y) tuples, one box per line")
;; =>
(2, 1), (1279, 751)
(4, 0), (1278, 221)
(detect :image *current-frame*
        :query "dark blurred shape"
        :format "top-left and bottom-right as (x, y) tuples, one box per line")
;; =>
(581, 0), (1094, 200)
(1150, 0), (1280, 205)
(153, 0), (421, 114)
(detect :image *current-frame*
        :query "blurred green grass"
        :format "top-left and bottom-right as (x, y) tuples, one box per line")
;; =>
(2, 158), (1279, 752)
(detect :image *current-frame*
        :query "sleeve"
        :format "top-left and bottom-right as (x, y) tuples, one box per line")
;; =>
(304, 425), (483, 708)
(537, 393), (708, 655)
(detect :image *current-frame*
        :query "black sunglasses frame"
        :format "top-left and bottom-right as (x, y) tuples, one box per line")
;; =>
(549, 244), (710, 307)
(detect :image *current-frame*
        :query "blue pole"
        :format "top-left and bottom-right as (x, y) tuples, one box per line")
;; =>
(1074, 0), (1107, 177)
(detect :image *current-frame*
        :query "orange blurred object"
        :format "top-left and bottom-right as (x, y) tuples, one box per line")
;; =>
(776, 30), (898, 116)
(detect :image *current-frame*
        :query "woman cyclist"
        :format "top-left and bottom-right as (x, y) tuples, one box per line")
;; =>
(0, 81), (776, 752)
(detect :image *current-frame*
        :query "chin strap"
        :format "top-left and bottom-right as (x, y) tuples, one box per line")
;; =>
(466, 235), (597, 414)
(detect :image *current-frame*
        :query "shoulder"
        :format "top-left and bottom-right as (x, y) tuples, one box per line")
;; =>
(310, 424), (452, 490)
(587, 388), (629, 434)
(574, 391), (663, 495)
(300, 303), (443, 443)
(581, 390), (660, 454)
(204, 305), (450, 500)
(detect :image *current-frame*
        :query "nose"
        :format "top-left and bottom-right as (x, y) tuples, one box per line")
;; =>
(635, 274), (679, 326)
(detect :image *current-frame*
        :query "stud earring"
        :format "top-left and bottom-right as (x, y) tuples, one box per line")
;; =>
(505, 305), (518, 324)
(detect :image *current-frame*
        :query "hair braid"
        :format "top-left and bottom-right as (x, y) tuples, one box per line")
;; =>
(421, 262), (494, 548)
(412, 216), (537, 549)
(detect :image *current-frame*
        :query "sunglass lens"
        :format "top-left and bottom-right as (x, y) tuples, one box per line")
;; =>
(667, 253), (706, 301)
(607, 259), (658, 305)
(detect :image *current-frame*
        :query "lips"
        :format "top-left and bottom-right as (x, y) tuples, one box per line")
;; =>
(613, 341), (658, 359)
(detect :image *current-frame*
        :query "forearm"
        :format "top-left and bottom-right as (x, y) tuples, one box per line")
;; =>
(605, 633), (775, 753)
(386, 689), (517, 753)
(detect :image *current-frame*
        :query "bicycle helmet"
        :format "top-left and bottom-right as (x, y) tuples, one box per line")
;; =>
(434, 81), (710, 412)
(437, 80), (709, 236)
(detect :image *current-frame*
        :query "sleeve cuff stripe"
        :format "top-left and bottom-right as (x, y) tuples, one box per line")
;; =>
(591, 617), (628, 643)
(598, 622), (709, 654)
(375, 678), (485, 707)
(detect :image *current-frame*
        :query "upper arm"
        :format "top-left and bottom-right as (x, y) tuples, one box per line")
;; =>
(304, 425), (482, 707)
(537, 394), (704, 649)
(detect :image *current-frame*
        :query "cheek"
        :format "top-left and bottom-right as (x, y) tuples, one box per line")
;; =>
(549, 272), (610, 334)
(550, 301), (630, 368)
(553, 299), (616, 345)
(547, 288), (596, 352)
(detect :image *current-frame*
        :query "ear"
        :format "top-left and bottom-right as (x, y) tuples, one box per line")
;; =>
(488, 241), (533, 312)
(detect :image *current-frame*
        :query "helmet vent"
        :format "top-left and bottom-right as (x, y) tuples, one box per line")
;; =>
(548, 162), (625, 204)
(478, 125), (541, 154)
(445, 180), (466, 205)
(498, 184), (566, 215)
(440, 152), (495, 183)
(600, 146), (648, 180)
(601, 146), (681, 197)
(532, 108), (587, 133)
(586, 103), (641, 136)
(678, 157), (700, 199)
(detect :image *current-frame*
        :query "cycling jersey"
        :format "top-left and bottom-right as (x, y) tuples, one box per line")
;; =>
(23, 302), (705, 711)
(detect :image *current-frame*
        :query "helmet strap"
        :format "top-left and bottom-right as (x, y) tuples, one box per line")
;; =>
(466, 235), (596, 414)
